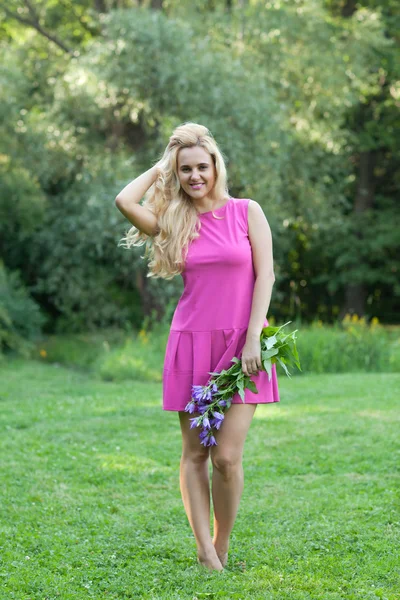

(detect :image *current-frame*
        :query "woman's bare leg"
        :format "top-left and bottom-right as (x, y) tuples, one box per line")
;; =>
(210, 404), (257, 567)
(178, 411), (223, 571)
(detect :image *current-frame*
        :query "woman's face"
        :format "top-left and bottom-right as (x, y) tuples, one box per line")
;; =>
(177, 146), (217, 201)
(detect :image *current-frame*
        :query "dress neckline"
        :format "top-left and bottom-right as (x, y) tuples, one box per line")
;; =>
(197, 197), (232, 217)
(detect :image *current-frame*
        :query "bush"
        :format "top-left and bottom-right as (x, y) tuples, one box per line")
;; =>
(31, 304), (174, 380)
(297, 315), (400, 374)
(33, 327), (129, 370)
(0, 260), (47, 358)
(93, 304), (174, 382)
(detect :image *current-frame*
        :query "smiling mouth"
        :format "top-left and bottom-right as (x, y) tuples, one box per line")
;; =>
(190, 183), (204, 188)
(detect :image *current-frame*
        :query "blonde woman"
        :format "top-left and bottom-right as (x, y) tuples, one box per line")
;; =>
(115, 122), (279, 572)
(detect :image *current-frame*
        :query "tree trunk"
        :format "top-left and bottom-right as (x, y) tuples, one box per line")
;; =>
(341, 0), (357, 18)
(339, 150), (376, 318)
(135, 268), (164, 319)
(94, 0), (107, 12)
(338, 0), (378, 320)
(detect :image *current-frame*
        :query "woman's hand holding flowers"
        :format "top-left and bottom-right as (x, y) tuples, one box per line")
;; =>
(240, 334), (262, 377)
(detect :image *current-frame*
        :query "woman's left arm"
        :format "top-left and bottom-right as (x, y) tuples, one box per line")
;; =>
(241, 200), (276, 376)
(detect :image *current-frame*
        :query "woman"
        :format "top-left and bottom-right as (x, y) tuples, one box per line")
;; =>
(115, 122), (279, 572)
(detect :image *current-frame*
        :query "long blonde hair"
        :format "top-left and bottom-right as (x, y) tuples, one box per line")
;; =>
(118, 122), (230, 279)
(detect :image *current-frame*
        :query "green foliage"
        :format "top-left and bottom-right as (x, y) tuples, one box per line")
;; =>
(298, 318), (400, 373)
(32, 304), (176, 377)
(0, 38), (183, 332)
(32, 321), (400, 382)
(80, 305), (174, 381)
(29, 176), (146, 333)
(0, 0), (399, 331)
(0, 0), (101, 49)
(34, 327), (129, 369)
(95, 337), (165, 383)
(313, 205), (400, 293)
(81, 6), (282, 192)
(0, 260), (47, 358)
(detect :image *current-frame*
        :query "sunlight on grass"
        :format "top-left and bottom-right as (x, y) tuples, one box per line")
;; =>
(98, 452), (171, 474)
(355, 410), (400, 421)
(93, 399), (163, 413)
(254, 405), (345, 420)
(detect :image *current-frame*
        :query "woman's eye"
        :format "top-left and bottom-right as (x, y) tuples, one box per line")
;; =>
(182, 166), (208, 172)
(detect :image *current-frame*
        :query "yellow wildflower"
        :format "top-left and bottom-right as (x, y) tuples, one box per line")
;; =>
(138, 329), (149, 345)
(370, 317), (380, 329)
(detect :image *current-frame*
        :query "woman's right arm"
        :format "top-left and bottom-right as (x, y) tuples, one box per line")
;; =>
(115, 165), (159, 237)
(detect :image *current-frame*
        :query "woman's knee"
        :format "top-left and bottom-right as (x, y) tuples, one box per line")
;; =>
(181, 447), (210, 467)
(211, 452), (242, 478)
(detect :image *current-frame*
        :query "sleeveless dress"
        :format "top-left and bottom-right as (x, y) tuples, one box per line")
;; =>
(162, 196), (280, 411)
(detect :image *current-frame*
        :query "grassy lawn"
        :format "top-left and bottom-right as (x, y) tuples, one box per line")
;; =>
(1, 359), (399, 599)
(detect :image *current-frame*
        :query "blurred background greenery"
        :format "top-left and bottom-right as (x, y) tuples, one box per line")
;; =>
(0, 0), (399, 373)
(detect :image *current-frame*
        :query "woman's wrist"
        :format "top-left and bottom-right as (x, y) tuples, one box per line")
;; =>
(246, 331), (261, 342)
(116, 165), (159, 205)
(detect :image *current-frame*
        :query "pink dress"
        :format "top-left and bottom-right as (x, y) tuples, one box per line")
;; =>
(162, 197), (280, 411)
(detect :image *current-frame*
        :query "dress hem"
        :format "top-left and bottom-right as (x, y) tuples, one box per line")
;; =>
(162, 399), (280, 412)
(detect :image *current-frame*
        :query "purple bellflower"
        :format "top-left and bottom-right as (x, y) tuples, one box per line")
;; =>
(184, 321), (301, 446)
(185, 381), (231, 446)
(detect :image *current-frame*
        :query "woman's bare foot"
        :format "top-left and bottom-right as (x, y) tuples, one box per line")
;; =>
(197, 547), (224, 572)
(216, 551), (228, 568)
(213, 540), (229, 568)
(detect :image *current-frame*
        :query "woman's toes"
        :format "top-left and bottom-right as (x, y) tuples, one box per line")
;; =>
(217, 552), (228, 568)
(197, 552), (224, 572)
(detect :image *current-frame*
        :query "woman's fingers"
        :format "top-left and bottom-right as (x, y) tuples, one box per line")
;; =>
(242, 360), (259, 376)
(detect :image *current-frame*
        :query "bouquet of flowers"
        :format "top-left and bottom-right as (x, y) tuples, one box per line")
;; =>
(184, 321), (301, 446)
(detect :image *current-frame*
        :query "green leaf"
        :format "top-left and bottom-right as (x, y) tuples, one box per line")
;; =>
(261, 325), (280, 337)
(246, 380), (258, 394)
(276, 356), (291, 378)
(263, 358), (272, 380)
(291, 339), (301, 369)
(264, 334), (277, 350)
(237, 377), (245, 401)
(262, 347), (279, 359)
(274, 321), (293, 336)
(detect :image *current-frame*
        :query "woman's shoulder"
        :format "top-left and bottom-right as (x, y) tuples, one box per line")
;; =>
(229, 196), (253, 205)
(229, 197), (255, 212)
(231, 197), (264, 212)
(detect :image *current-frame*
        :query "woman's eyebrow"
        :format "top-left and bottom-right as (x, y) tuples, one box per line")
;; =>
(179, 162), (210, 168)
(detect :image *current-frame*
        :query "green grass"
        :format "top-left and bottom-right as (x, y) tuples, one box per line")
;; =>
(1, 359), (399, 599)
